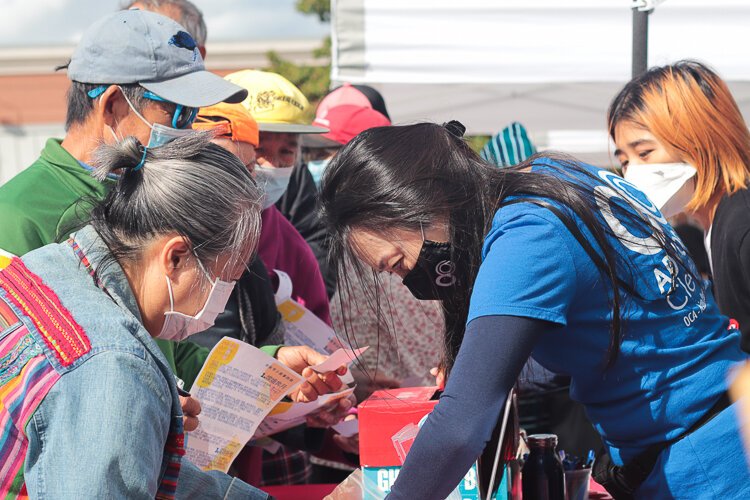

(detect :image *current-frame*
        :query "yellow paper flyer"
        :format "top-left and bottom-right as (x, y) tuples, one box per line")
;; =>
(185, 337), (303, 472)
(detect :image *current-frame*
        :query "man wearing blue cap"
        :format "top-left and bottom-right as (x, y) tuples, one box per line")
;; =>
(0, 8), (246, 257)
(0, 11), (266, 498)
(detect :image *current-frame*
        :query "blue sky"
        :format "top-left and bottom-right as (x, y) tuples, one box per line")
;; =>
(0, 0), (330, 46)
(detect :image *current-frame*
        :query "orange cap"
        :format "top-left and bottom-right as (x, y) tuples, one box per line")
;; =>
(193, 102), (260, 147)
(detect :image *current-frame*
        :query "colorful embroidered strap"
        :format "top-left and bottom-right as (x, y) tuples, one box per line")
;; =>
(68, 238), (121, 304)
(157, 428), (187, 500)
(68, 238), (109, 294)
(68, 238), (95, 276)
(0, 258), (90, 367)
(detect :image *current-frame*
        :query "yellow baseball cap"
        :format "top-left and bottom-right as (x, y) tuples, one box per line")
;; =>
(224, 69), (328, 134)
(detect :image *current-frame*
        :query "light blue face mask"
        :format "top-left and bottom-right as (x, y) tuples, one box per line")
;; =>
(255, 164), (294, 209)
(306, 159), (330, 187)
(144, 122), (195, 148)
(118, 86), (195, 169)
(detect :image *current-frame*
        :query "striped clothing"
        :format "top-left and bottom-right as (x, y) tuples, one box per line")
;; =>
(0, 328), (58, 499)
(0, 256), (82, 499)
(480, 121), (536, 168)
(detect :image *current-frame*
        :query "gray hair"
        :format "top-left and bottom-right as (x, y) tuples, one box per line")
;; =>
(89, 132), (261, 275)
(123, 0), (207, 47)
(66, 83), (148, 131)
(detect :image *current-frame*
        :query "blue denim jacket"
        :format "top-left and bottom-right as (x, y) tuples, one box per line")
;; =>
(9, 225), (268, 499)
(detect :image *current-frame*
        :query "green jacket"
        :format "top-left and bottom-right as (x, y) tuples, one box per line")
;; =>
(0, 138), (279, 387)
(0, 138), (111, 255)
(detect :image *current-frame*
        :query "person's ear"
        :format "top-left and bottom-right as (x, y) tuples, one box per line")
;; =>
(99, 86), (130, 130)
(160, 236), (193, 281)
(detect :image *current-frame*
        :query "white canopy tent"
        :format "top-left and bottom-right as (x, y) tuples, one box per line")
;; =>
(331, 0), (750, 165)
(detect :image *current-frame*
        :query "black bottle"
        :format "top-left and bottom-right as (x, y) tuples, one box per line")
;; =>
(522, 434), (566, 500)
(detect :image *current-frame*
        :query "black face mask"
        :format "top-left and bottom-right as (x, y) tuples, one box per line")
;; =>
(402, 240), (456, 300)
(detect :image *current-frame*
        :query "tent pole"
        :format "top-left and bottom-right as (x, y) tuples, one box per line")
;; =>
(632, 7), (650, 78)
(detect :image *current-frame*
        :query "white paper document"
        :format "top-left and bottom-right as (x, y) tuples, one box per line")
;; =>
(185, 337), (367, 472)
(274, 270), (365, 385)
(275, 270), (345, 354)
(184, 337), (302, 472)
(254, 386), (356, 439)
(311, 347), (369, 374)
(332, 418), (360, 437)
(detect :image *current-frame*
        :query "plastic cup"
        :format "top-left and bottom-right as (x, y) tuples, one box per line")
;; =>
(565, 468), (591, 500)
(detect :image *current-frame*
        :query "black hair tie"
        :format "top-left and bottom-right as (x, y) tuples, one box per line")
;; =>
(442, 120), (466, 139)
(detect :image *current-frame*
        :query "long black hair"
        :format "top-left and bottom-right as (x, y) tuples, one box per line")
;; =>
(320, 123), (688, 375)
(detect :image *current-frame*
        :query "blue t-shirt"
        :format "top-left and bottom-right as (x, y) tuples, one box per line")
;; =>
(468, 161), (746, 465)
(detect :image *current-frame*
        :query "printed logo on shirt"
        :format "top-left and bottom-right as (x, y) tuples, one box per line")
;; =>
(594, 170), (668, 256)
(596, 170), (707, 327)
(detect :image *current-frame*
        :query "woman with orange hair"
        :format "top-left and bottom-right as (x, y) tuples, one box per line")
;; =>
(609, 60), (750, 352)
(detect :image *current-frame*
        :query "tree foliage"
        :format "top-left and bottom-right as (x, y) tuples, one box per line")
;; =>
(295, 0), (331, 22)
(266, 47), (330, 120)
(266, 0), (331, 111)
(466, 135), (490, 154)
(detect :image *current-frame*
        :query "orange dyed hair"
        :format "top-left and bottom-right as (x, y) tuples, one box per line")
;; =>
(608, 60), (750, 211)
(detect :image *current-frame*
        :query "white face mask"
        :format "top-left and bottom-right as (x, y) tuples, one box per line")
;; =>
(623, 162), (697, 219)
(158, 266), (236, 341)
(255, 164), (294, 209)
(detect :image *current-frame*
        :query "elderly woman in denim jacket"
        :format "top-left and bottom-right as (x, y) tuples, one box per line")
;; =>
(0, 133), (345, 499)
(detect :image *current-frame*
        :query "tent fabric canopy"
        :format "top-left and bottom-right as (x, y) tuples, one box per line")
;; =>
(331, 0), (750, 164)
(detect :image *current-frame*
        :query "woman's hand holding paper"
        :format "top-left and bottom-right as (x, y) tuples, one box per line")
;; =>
(306, 395), (355, 428)
(179, 395), (202, 432)
(276, 346), (348, 402)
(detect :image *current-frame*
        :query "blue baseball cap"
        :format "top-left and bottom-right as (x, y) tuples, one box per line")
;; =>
(67, 10), (246, 108)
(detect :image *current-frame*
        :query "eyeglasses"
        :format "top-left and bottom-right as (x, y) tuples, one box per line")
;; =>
(142, 91), (198, 129)
(87, 86), (198, 129)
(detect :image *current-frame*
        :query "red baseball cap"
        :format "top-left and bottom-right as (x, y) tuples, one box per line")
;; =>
(316, 83), (373, 117)
(304, 105), (391, 148)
